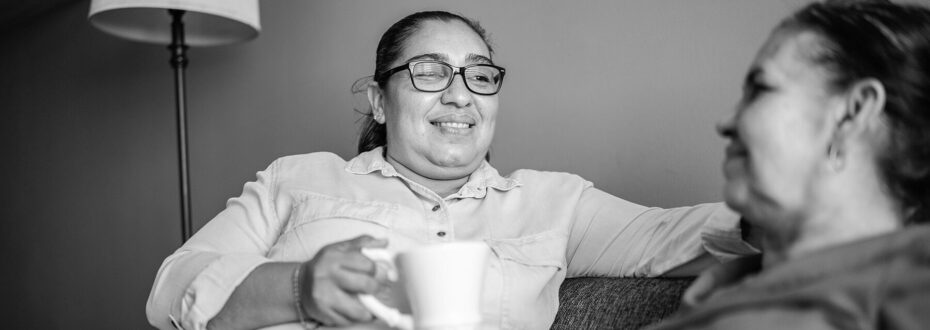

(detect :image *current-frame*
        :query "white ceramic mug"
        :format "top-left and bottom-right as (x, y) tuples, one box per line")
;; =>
(359, 241), (490, 330)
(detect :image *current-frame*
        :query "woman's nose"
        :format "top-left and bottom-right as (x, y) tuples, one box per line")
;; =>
(441, 74), (473, 107)
(716, 111), (737, 139)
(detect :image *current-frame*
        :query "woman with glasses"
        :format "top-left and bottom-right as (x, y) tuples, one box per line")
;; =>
(146, 11), (756, 330)
(648, 1), (930, 329)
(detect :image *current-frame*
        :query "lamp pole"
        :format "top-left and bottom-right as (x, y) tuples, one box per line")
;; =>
(88, 0), (260, 244)
(168, 9), (193, 242)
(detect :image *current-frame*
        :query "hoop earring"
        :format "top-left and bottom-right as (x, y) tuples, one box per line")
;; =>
(828, 144), (845, 172)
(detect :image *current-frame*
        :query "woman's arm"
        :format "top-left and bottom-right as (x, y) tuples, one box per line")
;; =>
(207, 262), (302, 330)
(565, 187), (758, 277)
(146, 160), (286, 330)
(146, 157), (389, 330)
(208, 235), (386, 330)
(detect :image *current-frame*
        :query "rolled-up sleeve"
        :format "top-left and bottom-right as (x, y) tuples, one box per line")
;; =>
(700, 207), (760, 263)
(566, 186), (758, 277)
(146, 160), (286, 330)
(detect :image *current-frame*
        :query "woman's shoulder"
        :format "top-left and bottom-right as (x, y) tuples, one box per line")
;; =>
(276, 151), (345, 163)
(506, 168), (591, 189)
(270, 151), (349, 173)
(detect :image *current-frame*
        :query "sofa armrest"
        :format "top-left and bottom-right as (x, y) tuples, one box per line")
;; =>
(551, 277), (694, 330)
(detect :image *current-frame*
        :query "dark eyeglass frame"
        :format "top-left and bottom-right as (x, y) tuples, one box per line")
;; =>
(377, 61), (507, 96)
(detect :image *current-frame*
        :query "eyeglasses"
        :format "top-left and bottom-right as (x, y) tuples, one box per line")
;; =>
(377, 61), (506, 95)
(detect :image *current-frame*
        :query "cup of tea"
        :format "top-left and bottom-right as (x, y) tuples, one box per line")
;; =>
(359, 241), (490, 330)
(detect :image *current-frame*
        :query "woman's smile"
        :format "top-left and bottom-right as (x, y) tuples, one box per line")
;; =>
(722, 145), (747, 182)
(724, 142), (748, 159)
(429, 113), (477, 134)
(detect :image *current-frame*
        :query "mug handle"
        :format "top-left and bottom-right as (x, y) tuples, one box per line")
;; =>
(359, 248), (414, 330)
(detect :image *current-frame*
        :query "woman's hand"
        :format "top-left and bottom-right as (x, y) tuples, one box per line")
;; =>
(298, 235), (389, 326)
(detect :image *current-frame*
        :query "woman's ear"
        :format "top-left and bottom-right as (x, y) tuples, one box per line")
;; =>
(837, 78), (886, 135)
(827, 79), (887, 170)
(367, 81), (386, 124)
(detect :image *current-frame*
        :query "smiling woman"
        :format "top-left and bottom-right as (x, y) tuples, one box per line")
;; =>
(367, 18), (500, 194)
(649, 1), (930, 329)
(719, 29), (847, 236)
(145, 10), (758, 330)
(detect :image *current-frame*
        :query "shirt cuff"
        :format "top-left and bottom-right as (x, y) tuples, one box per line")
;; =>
(179, 253), (271, 330)
(701, 206), (761, 263)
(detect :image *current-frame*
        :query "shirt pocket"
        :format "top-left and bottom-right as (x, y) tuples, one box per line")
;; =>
(485, 230), (567, 329)
(269, 192), (398, 261)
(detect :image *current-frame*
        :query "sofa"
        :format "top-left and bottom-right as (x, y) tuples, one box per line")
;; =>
(551, 277), (695, 329)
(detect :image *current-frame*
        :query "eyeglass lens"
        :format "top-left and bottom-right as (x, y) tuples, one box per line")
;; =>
(410, 62), (502, 94)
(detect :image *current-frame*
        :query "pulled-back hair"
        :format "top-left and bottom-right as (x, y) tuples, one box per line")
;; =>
(356, 11), (493, 155)
(784, 0), (930, 224)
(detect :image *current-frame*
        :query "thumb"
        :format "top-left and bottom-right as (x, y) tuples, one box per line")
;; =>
(345, 235), (389, 250)
(342, 235), (386, 249)
(359, 235), (389, 249)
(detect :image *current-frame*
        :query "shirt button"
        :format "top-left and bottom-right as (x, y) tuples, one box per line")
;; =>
(431, 205), (441, 212)
(437, 231), (446, 237)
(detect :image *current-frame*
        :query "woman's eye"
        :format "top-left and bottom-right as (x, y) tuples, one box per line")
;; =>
(414, 70), (446, 79)
(468, 74), (491, 83)
(742, 81), (770, 100)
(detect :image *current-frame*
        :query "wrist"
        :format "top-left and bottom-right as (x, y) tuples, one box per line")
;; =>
(292, 263), (322, 329)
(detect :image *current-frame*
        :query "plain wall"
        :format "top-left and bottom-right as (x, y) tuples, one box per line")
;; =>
(7, 0), (912, 328)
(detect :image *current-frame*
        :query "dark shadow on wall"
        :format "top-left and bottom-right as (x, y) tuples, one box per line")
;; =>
(0, 1), (181, 328)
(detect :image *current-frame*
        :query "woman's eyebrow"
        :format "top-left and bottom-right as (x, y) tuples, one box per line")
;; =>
(468, 54), (492, 64)
(402, 53), (492, 65)
(405, 53), (447, 63)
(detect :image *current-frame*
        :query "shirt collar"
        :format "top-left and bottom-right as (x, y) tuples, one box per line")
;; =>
(346, 147), (521, 198)
(346, 147), (396, 176)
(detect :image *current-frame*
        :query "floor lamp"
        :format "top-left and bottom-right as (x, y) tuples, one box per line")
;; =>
(88, 0), (261, 242)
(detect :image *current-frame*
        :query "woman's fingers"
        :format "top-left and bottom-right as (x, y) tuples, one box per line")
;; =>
(310, 269), (377, 326)
(302, 235), (389, 326)
(314, 303), (351, 327)
(306, 268), (374, 325)
(334, 266), (382, 293)
(337, 235), (389, 252)
(339, 252), (378, 275)
(329, 290), (376, 324)
(326, 235), (390, 285)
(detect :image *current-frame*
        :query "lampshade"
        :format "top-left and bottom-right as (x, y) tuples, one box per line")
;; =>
(88, 0), (260, 46)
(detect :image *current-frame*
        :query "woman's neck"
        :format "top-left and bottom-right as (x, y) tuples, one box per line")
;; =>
(762, 210), (899, 268)
(384, 154), (469, 198)
(761, 175), (902, 268)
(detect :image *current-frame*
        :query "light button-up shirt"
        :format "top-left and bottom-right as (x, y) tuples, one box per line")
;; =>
(146, 148), (757, 330)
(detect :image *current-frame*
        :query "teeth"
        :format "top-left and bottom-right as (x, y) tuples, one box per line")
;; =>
(435, 122), (471, 129)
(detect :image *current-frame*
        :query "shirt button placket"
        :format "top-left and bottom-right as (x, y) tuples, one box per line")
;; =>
(430, 203), (450, 241)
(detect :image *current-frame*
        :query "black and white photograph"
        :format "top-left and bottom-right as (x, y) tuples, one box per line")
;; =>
(3, 0), (930, 329)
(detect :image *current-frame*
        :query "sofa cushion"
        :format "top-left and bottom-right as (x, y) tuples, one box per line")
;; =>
(551, 277), (695, 329)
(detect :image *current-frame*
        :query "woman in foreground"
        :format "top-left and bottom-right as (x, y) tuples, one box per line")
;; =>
(650, 0), (930, 329)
